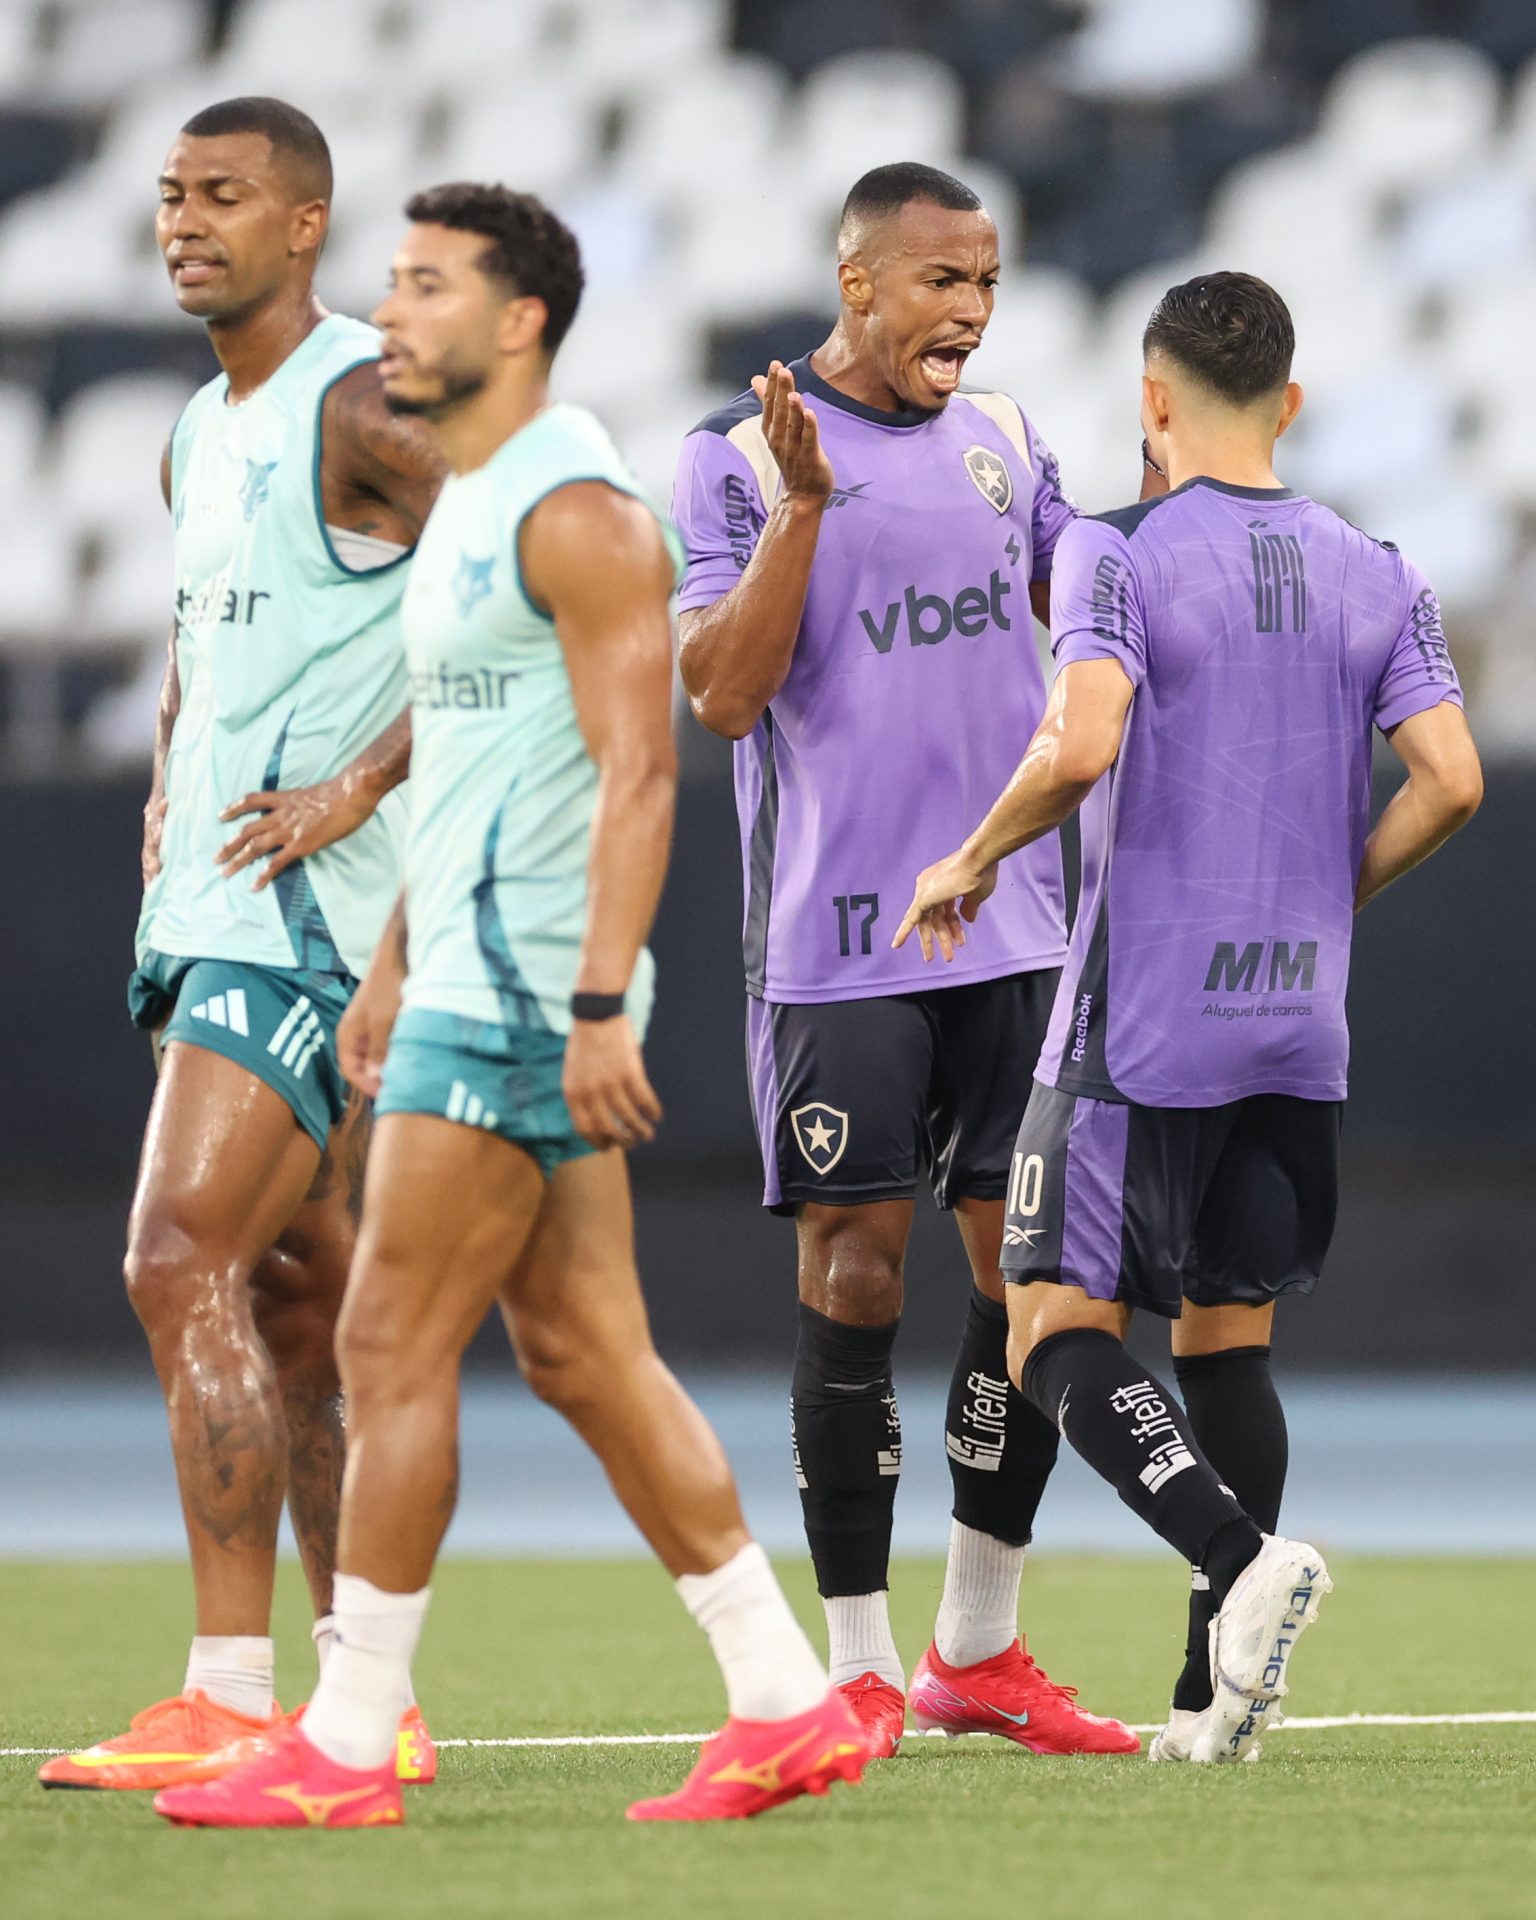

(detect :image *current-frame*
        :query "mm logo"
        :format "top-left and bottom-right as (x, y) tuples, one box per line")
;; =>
(1203, 940), (1318, 993)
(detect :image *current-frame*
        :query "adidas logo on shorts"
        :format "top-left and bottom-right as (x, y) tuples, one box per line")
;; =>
(189, 990), (249, 1037)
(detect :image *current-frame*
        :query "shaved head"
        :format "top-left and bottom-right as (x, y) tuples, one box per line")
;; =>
(180, 96), (332, 206)
(837, 161), (983, 263)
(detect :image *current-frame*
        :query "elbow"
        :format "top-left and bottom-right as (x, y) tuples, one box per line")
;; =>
(1052, 738), (1119, 796)
(688, 688), (759, 741)
(1441, 763), (1484, 830)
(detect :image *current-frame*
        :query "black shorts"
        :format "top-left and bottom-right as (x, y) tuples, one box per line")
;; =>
(746, 971), (1060, 1214)
(999, 1081), (1343, 1318)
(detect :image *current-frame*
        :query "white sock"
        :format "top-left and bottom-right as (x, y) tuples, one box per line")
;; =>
(183, 1636), (275, 1720)
(314, 1611), (416, 1706)
(822, 1590), (904, 1692)
(303, 1574), (430, 1771)
(677, 1542), (828, 1723)
(933, 1519), (1024, 1669)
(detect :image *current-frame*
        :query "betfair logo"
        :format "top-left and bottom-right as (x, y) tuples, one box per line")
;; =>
(858, 570), (1013, 652)
(1203, 940), (1318, 993)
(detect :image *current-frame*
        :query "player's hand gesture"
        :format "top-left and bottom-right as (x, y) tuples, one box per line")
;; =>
(752, 361), (835, 503)
(337, 957), (403, 1096)
(893, 848), (999, 963)
(563, 1014), (663, 1153)
(215, 774), (378, 888)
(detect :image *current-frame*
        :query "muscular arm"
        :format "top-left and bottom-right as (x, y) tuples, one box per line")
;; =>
(1355, 702), (1482, 910)
(143, 438), (179, 887)
(894, 660), (1134, 960)
(677, 362), (833, 740)
(320, 359), (446, 547)
(522, 482), (679, 1147)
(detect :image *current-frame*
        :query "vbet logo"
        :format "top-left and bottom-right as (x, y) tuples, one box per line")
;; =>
(858, 570), (1014, 653)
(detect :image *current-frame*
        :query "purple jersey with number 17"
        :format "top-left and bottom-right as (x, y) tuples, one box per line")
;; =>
(1036, 478), (1464, 1108)
(672, 356), (1076, 1003)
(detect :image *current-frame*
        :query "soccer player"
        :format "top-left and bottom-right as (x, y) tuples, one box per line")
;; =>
(152, 184), (866, 1832)
(671, 162), (1137, 1757)
(40, 99), (444, 1793)
(896, 272), (1482, 1763)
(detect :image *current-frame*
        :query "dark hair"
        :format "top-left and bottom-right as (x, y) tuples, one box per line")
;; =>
(404, 182), (584, 352)
(1143, 272), (1294, 404)
(180, 96), (332, 202)
(840, 161), (983, 229)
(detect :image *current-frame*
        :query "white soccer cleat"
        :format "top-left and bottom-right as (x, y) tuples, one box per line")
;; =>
(1149, 1704), (1262, 1765)
(1189, 1535), (1331, 1765)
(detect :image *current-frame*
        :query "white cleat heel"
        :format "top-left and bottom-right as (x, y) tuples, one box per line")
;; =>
(1190, 1535), (1331, 1765)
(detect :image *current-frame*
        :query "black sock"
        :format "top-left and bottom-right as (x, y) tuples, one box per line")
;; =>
(946, 1287), (1058, 1547)
(1170, 1345), (1289, 1711)
(1021, 1328), (1262, 1574)
(792, 1303), (902, 1597)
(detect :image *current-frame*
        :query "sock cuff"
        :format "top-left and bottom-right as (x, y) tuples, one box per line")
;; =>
(1173, 1344), (1272, 1382)
(332, 1572), (431, 1617)
(795, 1301), (900, 1377)
(188, 1635), (272, 1666)
(676, 1539), (771, 1613)
(967, 1287), (1009, 1327)
(1021, 1324), (1123, 1405)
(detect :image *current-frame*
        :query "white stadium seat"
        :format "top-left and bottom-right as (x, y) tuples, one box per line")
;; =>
(29, 0), (204, 112)
(1393, 163), (1536, 301)
(0, 382), (49, 508)
(1317, 39), (1503, 197)
(1052, 0), (1263, 103)
(0, 185), (137, 324)
(791, 52), (967, 212)
(616, 54), (788, 211)
(53, 375), (197, 543)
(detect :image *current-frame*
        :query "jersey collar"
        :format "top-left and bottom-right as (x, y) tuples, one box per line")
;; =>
(790, 356), (933, 430)
(1180, 476), (1297, 501)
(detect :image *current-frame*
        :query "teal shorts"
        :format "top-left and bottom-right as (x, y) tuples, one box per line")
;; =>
(375, 1007), (592, 1180)
(129, 947), (356, 1152)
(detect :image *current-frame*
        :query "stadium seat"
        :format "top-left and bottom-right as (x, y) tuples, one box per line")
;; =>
(1393, 163), (1536, 299)
(565, 0), (728, 99)
(1205, 145), (1380, 293)
(1281, 358), (1454, 503)
(1348, 468), (1516, 610)
(974, 267), (1097, 398)
(208, 0), (402, 93)
(0, 511), (73, 642)
(1317, 39), (1504, 195)
(435, 77), (600, 201)
(0, 382), (48, 507)
(53, 374), (196, 542)
(0, 185), (136, 323)
(790, 52), (967, 211)
(615, 54), (788, 210)
(28, 0), (205, 111)
(1437, 270), (1536, 411)
(78, 526), (175, 644)
(1052, 0), (1264, 102)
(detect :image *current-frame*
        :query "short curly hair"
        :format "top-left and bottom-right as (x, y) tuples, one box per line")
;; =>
(404, 182), (585, 353)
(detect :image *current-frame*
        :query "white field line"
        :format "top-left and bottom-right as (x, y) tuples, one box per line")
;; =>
(4, 1710), (1535, 1758)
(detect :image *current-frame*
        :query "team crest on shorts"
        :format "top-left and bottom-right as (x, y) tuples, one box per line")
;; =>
(790, 1102), (849, 1176)
(962, 445), (1013, 514)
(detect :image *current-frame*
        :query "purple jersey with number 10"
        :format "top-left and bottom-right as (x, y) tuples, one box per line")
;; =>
(1037, 477), (1464, 1108)
(672, 356), (1076, 1003)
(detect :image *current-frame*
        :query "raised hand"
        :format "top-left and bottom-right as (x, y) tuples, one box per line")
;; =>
(892, 848), (1000, 963)
(751, 361), (835, 503)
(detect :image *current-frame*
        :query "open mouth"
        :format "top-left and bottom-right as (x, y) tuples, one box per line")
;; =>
(917, 344), (972, 394)
(172, 258), (223, 285)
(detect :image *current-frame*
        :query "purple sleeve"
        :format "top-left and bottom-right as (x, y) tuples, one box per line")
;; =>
(1048, 518), (1148, 687)
(1025, 415), (1080, 581)
(671, 430), (768, 613)
(1373, 560), (1464, 733)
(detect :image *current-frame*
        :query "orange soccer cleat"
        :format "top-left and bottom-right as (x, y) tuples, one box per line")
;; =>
(154, 1721), (402, 1829)
(836, 1671), (906, 1758)
(37, 1691), (282, 1792)
(910, 1638), (1140, 1755)
(195, 1702), (438, 1786)
(626, 1689), (868, 1822)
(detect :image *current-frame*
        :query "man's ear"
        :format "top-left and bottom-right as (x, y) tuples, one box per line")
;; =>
(290, 199), (328, 261)
(498, 294), (548, 357)
(837, 259), (873, 315)
(1141, 371), (1172, 436)
(1275, 380), (1304, 440)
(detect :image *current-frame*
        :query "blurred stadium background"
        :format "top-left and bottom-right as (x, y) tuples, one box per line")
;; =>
(0, 0), (1531, 1558)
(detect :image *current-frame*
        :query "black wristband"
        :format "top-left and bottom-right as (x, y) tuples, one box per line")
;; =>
(570, 991), (625, 1022)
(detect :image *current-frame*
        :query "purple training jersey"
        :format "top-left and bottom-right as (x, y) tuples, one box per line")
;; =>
(672, 356), (1075, 1003)
(1037, 477), (1464, 1107)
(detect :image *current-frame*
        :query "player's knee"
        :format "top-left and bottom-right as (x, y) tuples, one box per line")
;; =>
(123, 1217), (212, 1335)
(250, 1240), (345, 1380)
(797, 1218), (905, 1324)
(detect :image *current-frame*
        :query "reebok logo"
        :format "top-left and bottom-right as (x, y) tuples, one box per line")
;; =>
(858, 571), (1012, 653)
(189, 989), (249, 1037)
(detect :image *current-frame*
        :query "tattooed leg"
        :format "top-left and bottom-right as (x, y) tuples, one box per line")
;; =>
(251, 1094), (369, 1616)
(125, 1043), (321, 1636)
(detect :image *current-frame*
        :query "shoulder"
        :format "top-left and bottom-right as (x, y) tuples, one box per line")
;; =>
(521, 481), (674, 609)
(951, 388), (1033, 468)
(322, 360), (443, 485)
(689, 387), (759, 440)
(1090, 492), (1182, 543)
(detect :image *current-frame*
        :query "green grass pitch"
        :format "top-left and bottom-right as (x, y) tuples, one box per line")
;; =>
(3, 1556), (1533, 1920)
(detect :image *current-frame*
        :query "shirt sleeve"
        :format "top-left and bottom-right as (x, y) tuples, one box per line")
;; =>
(1024, 415), (1080, 581)
(1373, 560), (1464, 733)
(1048, 518), (1148, 687)
(671, 429), (768, 613)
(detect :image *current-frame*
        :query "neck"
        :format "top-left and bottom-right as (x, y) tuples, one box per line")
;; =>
(434, 367), (551, 474)
(209, 283), (328, 401)
(808, 322), (905, 415)
(1163, 429), (1284, 494)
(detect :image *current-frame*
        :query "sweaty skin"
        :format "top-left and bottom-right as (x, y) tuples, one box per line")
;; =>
(127, 123), (443, 1639)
